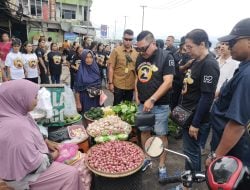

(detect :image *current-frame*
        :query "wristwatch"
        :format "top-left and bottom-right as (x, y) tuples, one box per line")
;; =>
(208, 151), (217, 160)
(150, 97), (157, 104)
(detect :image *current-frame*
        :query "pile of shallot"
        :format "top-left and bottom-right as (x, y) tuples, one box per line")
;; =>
(87, 141), (144, 174)
(87, 115), (131, 137)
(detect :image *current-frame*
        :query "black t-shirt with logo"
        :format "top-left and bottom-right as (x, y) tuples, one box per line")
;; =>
(35, 47), (48, 67)
(47, 51), (62, 75)
(136, 48), (175, 105)
(181, 53), (220, 110)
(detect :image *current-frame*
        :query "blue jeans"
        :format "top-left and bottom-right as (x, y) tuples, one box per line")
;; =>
(51, 74), (61, 84)
(138, 104), (169, 135)
(199, 123), (210, 149)
(182, 128), (201, 171)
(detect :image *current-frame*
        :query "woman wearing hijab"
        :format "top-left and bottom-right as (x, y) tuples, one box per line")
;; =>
(74, 50), (101, 113)
(0, 79), (91, 190)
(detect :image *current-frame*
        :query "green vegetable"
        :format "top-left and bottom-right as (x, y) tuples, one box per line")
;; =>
(112, 101), (137, 125)
(117, 133), (128, 140)
(85, 107), (104, 120)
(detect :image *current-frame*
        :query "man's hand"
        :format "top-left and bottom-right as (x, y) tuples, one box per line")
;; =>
(109, 83), (114, 93)
(205, 157), (213, 168)
(143, 99), (154, 112)
(135, 95), (140, 105)
(189, 125), (199, 140)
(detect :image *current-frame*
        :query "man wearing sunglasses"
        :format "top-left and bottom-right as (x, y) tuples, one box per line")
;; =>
(206, 18), (250, 170)
(108, 29), (138, 105)
(135, 31), (175, 182)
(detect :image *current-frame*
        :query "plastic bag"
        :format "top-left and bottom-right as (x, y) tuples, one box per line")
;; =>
(35, 87), (53, 118)
(55, 143), (79, 163)
(99, 90), (107, 105)
(63, 85), (78, 117)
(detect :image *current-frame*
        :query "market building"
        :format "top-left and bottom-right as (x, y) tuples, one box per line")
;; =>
(0, 0), (96, 44)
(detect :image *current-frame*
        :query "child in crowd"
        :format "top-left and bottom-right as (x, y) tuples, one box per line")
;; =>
(5, 38), (25, 80)
(47, 43), (62, 84)
(22, 42), (39, 83)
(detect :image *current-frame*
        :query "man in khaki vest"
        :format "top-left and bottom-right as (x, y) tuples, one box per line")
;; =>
(108, 29), (138, 105)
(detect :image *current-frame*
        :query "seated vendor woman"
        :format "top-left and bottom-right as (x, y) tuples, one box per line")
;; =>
(0, 79), (91, 190)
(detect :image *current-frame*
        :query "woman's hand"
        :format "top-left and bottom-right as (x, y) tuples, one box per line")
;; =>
(45, 139), (59, 152)
(50, 149), (60, 160)
(76, 102), (82, 112)
(189, 125), (199, 140)
(0, 180), (14, 190)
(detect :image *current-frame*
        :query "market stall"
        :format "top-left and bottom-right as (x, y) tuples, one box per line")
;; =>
(32, 86), (144, 190)
(31, 84), (89, 153)
(83, 103), (144, 190)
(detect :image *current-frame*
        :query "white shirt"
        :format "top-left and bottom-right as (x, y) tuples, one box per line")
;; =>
(22, 53), (39, 78)
(5, 52), (25, 80)
(216, 56), (239, 92)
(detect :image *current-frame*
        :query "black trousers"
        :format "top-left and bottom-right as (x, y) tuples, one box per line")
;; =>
(113, 87), (134, 106)
(39, 64), (49, 84)
(25, 77), (38, 84)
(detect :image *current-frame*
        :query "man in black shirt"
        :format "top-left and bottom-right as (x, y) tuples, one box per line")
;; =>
(135, 31), (175, 182)
(35, 39), (49, 84)
(165, 35), (177, 54)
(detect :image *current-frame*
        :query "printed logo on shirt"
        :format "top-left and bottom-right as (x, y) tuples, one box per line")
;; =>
(169, 59), (175, 67)
(53, 55), (62, 65)
(182, 69), (194, 94)
(13, 58), (24, 69)
(28, 59), (37, 69)
(138, 62), (154, 83)
(203, 75), (213, 83)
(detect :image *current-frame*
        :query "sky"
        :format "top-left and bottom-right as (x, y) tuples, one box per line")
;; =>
(91, 0), (250, 44)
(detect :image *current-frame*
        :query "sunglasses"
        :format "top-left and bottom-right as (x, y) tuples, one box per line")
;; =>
(123, 37), (133, 41)
(135, 43), (152, 53)
(228, 36), (250, 48)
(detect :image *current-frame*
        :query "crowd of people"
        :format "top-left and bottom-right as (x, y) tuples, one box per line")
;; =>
(0, 17), (250, 190)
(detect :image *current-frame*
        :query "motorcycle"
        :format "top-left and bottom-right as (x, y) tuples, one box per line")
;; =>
(144, 136), (250, 190)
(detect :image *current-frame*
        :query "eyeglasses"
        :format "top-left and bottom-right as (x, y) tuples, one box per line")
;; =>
(228, 36), (250, 48)
(135, 43), (152, 53)
(123, 37), (133, 41)
(221, 42), (229, 46)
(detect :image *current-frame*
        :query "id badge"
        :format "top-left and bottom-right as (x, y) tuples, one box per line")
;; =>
(125, 67), (129, 73)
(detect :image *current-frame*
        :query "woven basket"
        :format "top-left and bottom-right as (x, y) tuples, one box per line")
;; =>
(85, 141), (144, 178)
(83, 113), (95, 125)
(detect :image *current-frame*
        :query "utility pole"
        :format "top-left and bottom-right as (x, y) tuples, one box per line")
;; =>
(86, 0), (90, 36)
(124, 16), (127, 31)
(114, 20), (117, 40)
(140, 5), (147, 31)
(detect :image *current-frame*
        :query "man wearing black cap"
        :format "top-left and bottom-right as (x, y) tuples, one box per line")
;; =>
(206, 18), (250, 168)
